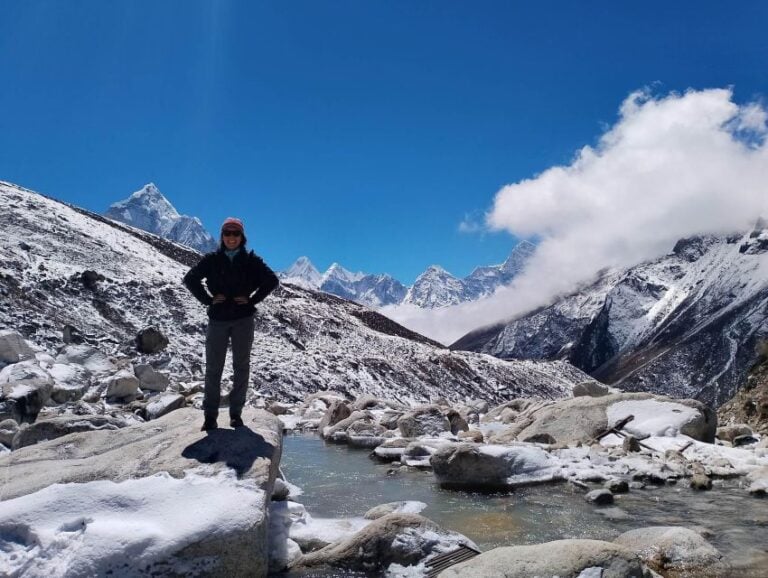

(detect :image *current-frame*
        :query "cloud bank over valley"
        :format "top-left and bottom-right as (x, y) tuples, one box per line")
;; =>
(384, 88), (768, 344)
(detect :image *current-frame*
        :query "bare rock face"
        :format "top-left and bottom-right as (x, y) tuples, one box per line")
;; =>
(135, 364), (170, 392)
(318, 399), (352, 434)
(573, 380), (611, 397)
(136, 326), (169, 354)
(144, 393), (186, 420)
(104, 369), (140, 402)
(0, 418), (19, 447)
(614, 526), (728, 578)
(0, 331), (34, 364)
(321, 410), (368, 440)
(397, 405), (450, 437)
(12, 414), (128, 449)
(439, 539), (648, 578)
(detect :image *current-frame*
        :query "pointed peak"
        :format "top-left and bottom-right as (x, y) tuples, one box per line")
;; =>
(509, 240), (536, 255)
(133, 183), (163, 197)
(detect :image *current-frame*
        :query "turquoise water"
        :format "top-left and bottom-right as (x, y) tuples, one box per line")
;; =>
(280, 433), (768, 576)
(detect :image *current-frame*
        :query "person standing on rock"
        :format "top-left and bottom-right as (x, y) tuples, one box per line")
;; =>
(183, 217), (279, 431)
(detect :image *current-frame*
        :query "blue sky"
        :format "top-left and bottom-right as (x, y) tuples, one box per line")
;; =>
(1, 1), (766, 284)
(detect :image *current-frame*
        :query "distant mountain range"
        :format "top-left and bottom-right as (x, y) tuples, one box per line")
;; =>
(105, 184), (217, 253)
(103, 183), (535, 310)
(281, 241), (536, 309)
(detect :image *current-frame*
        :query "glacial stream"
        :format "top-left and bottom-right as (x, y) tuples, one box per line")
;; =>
(281, 433), (768, 577)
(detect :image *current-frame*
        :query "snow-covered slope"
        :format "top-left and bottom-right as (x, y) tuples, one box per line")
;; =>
(105, 183), (217, 253)
(454, 230), (768, 406)
(0, 181), (588, 404)
(403, 241), (536, 308)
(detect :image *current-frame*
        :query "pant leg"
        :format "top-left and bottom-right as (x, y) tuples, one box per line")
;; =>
(204, 319), (231, 417)
(228, 314), (255, 417)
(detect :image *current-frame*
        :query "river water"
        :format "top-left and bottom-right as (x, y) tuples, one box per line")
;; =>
(280, 433), (768, 577)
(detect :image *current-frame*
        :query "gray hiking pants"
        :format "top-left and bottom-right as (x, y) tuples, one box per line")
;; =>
(204, 314), (255, 418)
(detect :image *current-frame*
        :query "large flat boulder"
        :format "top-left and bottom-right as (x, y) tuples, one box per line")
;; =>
(11, 414), (128, 449)
(490, 393), (716, 445)
(438, 539), (649, 578)
(0, 407), (282, 577)
(614, 526), (728, 577)
(431, 443), (563, 489)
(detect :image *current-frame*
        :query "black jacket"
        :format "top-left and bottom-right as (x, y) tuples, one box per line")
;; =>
(183, 248), (279, 321)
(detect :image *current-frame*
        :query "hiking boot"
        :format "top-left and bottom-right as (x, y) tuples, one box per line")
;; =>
(230, 415), (244, 428)
(201, 416), (218, 431)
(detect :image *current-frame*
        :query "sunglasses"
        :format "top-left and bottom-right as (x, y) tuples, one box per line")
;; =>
(222, 230), (242, 237)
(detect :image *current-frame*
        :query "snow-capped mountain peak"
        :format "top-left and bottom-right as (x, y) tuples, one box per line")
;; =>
(105, 184), (216, 253)
(403, 241), (536, 309)
(323, 263), (365, 284)
(282, 256), (323, 289)
(501, 240), (536, 275)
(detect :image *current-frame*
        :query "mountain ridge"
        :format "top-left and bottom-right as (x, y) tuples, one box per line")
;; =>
(0, 179), (588, 405)
(453, 228), (768, 407)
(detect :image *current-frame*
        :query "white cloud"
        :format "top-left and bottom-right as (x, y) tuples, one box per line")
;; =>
(384, 88), (768, 345)
(458, 212), (484, 234)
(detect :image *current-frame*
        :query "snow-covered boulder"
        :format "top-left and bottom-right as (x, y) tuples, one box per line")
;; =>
(0, 408), (282, 576)
(397, 405), (450, 437)
(747, 466), (768, 496)
(48, 363), (90, 403)
(431, 443), (563, 489)
(134, 363), (170, 392)
(55, 345), (116, 376)
(372, 438), (411, 462)
(490, 393), (716, 445)
(0, 360), (51, 384)
(614, 526), (727, 577)
(347, 416), (386, 449)
(0, 330), (34, 364)
(293, 513), (475, 575)
(0, 379), (53, 423)
(12, 414), (128, 449)
(438, 539), (647, 578)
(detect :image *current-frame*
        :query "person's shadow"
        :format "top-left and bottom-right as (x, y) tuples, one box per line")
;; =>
(181, 427), (275, 477)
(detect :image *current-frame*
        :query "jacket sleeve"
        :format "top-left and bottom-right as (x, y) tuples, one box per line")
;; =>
(183, 255), (214, 306)
(249, 254), (280, 306)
